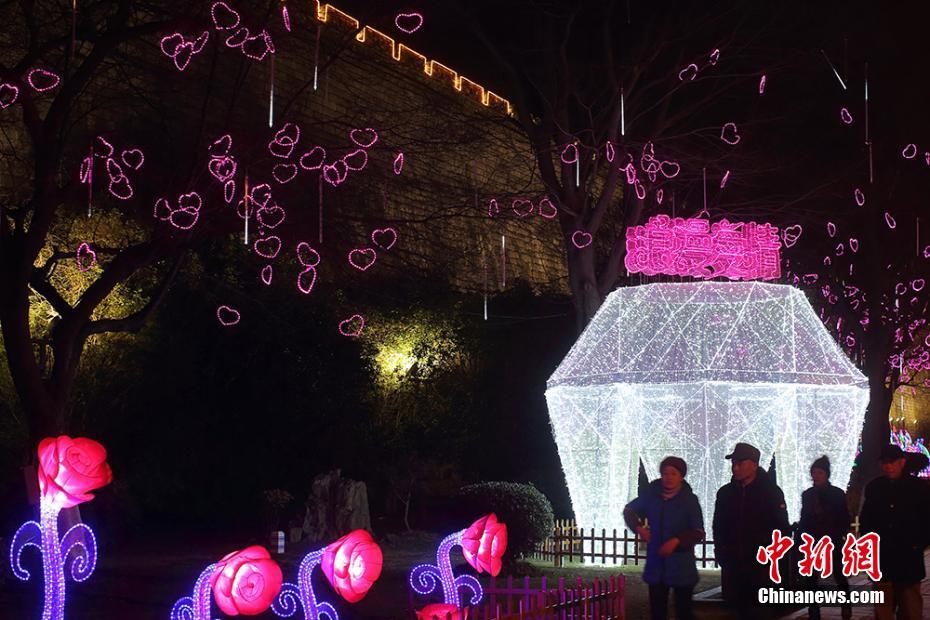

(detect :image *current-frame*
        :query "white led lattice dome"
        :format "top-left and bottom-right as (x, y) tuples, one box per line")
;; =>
(545, 281), (869, 554)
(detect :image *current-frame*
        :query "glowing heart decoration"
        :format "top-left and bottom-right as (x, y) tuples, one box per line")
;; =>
(708, 48), (721, 65)
(512, 199), (533, 217)
(105, 158), (133, 200)
(225, 27), (249, 48)
(560, 144), (579, 164)
(250, 183), (272, 209)
(209, 134), (233, 157)
(827, 222), (836, 238)
(210, 1), (241, 30)
(605, 141), (615, 162)
(659, 160), (680, 179)
(348, 248), (377, 271)
(913, 279), (925, 292)
(209, 156), (237, 182)
(840, 108), (853, 124)
(571, 230), (593, 249)
(79, 156), (92, 184)
(253, 235), (282, 259)
(371, 227), (397, 250)
(678, 63), (698, 81)
(349, 128), (378, 148)
(272, 163), (298, 184)
(884, 212), (897, 229)
(241, 30), (274, 61)
(296, 242), (321, 268)
(256, 204), (286, 229)
(159, 32), (209, 71)
(758, 74), (766, 94)
(902, 144), (918, 159)
(169, 207), (200, 231)
(537, 197), (558, 219)
(634, 181), (646, 200)
(342, 149), (368, 172)
(720, 170), (731, 188)
(297, 267), (317, 295)
(154, 191), (204, 230)
(0, 82), (19, 109)
(487, 199), (500, 218)
(854, 188), (865, 206)
(120, 148), (144, 170)
(720, 122), (741, 145)
(224, 180), (236, 204)
(322, 160), (348, 186)
(338, 314), (365, 337)
(26, 68), (61, 92)
(849, 238), (859, 252)
(299, 147), (326, 171)
(835, 243), (844, 256)
(94, 136), (114, 159)
(268, 122), (300, 158)
(782, 224), (802, 248)
(75, 243), (97, 272)
(216, 305), (241, 326)
(394, 12), (424, 34)
(261, 265), (273, 286)
(393, 152), (405, 175)
(153, 198), (173, 221)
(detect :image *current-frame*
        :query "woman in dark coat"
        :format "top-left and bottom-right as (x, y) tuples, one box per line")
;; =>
(624, 456), (705, 620)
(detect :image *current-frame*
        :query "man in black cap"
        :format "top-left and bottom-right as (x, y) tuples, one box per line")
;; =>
(713, 442), (790, 619)
(859, 444), (930, 620)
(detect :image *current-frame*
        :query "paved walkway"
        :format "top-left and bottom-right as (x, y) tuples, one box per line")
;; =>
(786, 551), (930, 619)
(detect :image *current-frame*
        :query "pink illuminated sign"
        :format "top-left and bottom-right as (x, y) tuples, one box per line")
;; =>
(625, 215), (782, 281)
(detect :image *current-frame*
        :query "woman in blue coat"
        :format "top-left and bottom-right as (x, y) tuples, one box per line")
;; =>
(624, 456), (705, 620)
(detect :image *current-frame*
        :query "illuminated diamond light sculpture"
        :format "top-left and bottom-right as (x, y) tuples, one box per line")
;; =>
(545, 281), (868, 552)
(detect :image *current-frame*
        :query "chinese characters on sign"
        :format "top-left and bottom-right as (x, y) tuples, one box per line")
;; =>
(624, 215), (783, 281)
(756, 530), (882, 583)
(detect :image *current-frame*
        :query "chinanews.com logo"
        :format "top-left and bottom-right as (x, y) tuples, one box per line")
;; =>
(755, 530), (885, 605)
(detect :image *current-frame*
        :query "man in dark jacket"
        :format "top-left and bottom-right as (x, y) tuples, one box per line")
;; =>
(859, 444), (930, 620)
(624, 456), (705, 620)
(713, 442), (789, 619)
(798, 455), (852, 620)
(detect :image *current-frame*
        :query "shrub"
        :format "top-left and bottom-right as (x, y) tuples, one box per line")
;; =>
(456, 481), (554, 560)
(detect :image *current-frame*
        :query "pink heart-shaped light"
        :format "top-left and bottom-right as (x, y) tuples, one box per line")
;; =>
(342, 149), (368, 171)
(487, 199), (499, 218)
(913, 279), (926, 292)
(121, 148), (144, 170)
(272, 163), (298, 184)
(169, 207), (200, 230)
(854, 188), (865, 206)
(192, 31), (210, 53)
(393, 152), (405, 175)
(261, 265), (273, 286)
(250, 183), (272, 208)
(720, 171), (731, 188)
(153, 197), (173, 221)
(605, 142), (615, 162)
(348, 248), (377, 271)
(225, 27), (249, 49)
(394, 12), (423, 34)
(108, 176), (134, 200)
(216, 305), (240, 326)
(827, 222), (836, 238)
(782, 225), (802, 248)
(537, 198), (558, 219)
(268, 139), (295, 160)
(0, 83), (19, 109)
(678, 63), (698, 81)
(94, 135), (114, 159)
(79, 156), (92, 184)
(211, 2), (241, 30)
(349, 128), (378, 149)
(26, 68), (60, 92)
(338, 314), (365, 337)
(296, 242), (321, 268)
(322, 161), (347, 186)
(571, 230), (593, 249)
(849, 238), (859, 252)
(885, 212), (896, 229)
(297, 266), (317, 295)
(299, 147), (326, 170)
(902, 144), (917, 160)
(209, 156), (237, 182)
(253, 235), (282, 259)
(659, 160), (680, 178)
(224, 180), (236, 204)
(512, 199), (533, 217)
(720, 122), (740, 145)
(105, 158), (126, 182)
(160, 33), (185, 57)
(656, 189), (664, 204)
(241, 31), (274, 61)
(178, 191), (202, 212)
(371, 228), (397, 250)
(172, 42), (195, 71)
(209, 134), (233, 157)
(840, 107), (853, 124)
(560, 144), (578, 164)
(76, 243), (97, 272)
(709, 48), (721, 65)
(256, 204), (286, 229)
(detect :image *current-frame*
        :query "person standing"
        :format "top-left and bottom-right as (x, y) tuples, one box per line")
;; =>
(798, 455), (852, 620)
(712, 442), (790, 620)
(623, 456), (705, 620)
(859, 444), (930, 620)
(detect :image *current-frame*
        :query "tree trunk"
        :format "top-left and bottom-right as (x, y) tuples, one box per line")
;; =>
(859, 349), (892, 484)
(567, 247), (602, 332)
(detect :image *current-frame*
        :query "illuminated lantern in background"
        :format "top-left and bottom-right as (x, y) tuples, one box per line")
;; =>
(417, 603), (468, 620)
(271, 529), (382, 620)
(10, 436), (113, 620)
(546, 281), (869, 561)
(172, 546), (282, 619)
(409, 513), (508, 615)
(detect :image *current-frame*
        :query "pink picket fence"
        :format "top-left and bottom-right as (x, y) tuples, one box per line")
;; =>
(410, 573), (625, 619)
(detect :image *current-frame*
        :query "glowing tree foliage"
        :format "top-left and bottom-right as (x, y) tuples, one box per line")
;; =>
(545, 281), (868, 545)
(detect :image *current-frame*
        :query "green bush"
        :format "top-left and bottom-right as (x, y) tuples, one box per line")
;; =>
(457, 481), (554, 560)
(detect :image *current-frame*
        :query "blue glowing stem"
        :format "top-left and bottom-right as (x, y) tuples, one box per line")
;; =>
(40, 500), (65, 620)
(436, 530), (465, 608)
(295, 549), (338, 620)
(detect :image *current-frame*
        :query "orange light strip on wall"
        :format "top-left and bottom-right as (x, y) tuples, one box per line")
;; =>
(313, 2), (514, 116)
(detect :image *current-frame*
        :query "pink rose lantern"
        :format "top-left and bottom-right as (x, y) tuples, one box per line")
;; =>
(37, 435), (113, 510)
(321, 529), (383, 603)
(461, 513), (508, 576)
(417, 603), (469, 620)
(211, 546), (283, 616)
